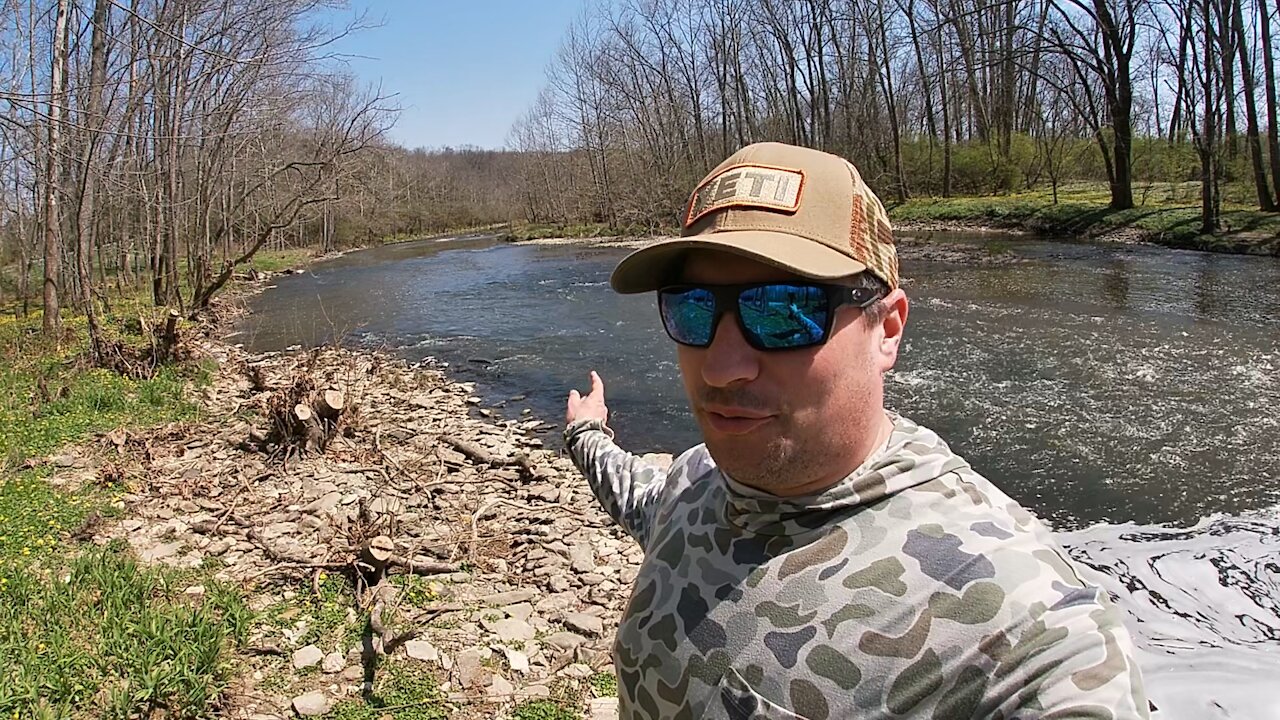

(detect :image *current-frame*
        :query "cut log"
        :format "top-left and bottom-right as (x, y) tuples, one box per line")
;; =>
(315, 389), (345, 421)
(360, 535), (395, 574)
(293, 403), (313, 423)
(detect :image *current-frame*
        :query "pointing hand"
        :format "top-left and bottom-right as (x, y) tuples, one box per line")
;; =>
(566, 371), (609, 426)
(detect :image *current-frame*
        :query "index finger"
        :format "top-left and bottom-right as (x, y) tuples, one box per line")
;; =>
(590, 370), (605, 396)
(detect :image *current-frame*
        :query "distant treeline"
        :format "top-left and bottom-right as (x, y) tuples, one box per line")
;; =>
(504, 0), (1280, 233)
(4, 0), (1279, 347)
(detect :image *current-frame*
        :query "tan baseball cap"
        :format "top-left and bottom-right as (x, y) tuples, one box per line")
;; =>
(610, 142), (899, 293)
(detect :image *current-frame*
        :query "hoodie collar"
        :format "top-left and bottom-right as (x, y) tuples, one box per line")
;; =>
(719, 414), (969, 534)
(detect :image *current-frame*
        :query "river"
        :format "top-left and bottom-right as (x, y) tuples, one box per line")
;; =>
(235, 231), (1280, 718)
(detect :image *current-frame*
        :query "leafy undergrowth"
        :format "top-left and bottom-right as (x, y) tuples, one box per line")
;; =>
(0, 543), (249, 718)
(0, 307), (247, 718)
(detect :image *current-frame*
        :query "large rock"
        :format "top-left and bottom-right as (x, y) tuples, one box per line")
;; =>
(485, 618), (536, 643)
(564, 613), (605, 637)
(404, 640), (440, 663)
(292, 645), (323, 670)
(290, 691), (331, 717)
(455, 648), (492, 689)
(321, 652), (345, 673)
(569, 542), (596, 573)
(543, 631), (587, 653)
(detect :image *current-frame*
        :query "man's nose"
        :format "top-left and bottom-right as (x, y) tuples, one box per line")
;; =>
(701, 313), (760, 387)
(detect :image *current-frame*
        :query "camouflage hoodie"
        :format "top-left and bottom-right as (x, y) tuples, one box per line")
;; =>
(565, 413), (1149, 720)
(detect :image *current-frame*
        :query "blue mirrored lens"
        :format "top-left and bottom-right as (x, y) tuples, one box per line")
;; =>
(660, 288), (716, 346)
(739, 284), (829, 349)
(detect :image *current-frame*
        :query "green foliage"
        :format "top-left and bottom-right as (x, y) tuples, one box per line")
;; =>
(509, 700), (580, 720)
(588, 671), (617, 698)
(262, 571), (363, 650)
(0, 308), (204, 469)
(328, 662), (448, 720)
(0, 469), (93, 568)
(0, 545), (247, 718)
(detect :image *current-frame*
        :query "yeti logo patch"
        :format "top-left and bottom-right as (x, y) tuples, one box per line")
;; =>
(685, 164), (804, 227)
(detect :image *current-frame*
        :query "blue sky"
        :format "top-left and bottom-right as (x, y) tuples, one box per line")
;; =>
(324, 1), (586, 151)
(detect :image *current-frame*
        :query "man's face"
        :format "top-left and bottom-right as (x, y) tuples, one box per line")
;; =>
(674, 250), (908, 495)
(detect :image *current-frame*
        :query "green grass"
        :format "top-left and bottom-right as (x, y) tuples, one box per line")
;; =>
(509, 700), (580, 720)
(0, 312), (204, 469)
(246, 248), (314, 273)
(328, 662), (448, 720)
(0, 543), (249, 718)
(889, 182), (1280, 255)
(0, 296), (249, 718)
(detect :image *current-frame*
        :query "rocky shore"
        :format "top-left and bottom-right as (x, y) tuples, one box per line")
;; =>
(53, 320), (656, 718)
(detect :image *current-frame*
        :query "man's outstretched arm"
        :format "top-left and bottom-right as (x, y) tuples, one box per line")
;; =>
(564, 371), (669, 549)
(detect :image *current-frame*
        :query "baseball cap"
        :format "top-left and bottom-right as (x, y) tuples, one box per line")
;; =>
(610, 142), (899, 293)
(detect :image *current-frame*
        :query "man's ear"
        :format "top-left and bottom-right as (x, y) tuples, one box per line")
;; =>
(876, 289), (909, 371)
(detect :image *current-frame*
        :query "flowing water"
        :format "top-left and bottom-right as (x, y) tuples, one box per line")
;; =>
(236, 231), (1280, 718)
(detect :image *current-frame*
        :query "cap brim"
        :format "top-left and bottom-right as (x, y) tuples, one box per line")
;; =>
(609, 230), (868, 294)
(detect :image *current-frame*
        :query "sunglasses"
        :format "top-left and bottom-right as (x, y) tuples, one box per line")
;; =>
(657, 281), (884, 351)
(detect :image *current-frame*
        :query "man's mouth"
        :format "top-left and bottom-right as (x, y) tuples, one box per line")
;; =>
(703, 407), (774, 435)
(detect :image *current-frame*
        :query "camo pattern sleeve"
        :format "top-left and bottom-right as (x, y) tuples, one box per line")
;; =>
(564, 418), (672, 548)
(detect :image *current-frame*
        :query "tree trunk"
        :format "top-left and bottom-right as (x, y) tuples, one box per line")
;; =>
(1259, 0), (1280, 206)
(1231, 0), (1275, 209)
(75, 0), (113, 361)
(42, 0), (71, 335)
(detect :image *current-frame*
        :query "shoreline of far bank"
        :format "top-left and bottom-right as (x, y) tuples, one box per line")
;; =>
(497, 192), (1280, 258)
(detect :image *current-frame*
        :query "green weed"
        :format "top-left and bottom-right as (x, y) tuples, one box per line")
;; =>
(328, 662), (448, 720)
(509, 700), (580, 720)
(588, 671), (617, 698)
(0, 545), (247, 717)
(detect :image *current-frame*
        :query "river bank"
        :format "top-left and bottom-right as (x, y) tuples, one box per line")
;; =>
(501, 188), (1280, 257)
(1, 261), (633, 719)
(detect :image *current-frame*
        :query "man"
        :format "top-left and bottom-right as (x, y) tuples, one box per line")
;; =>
(564, 142), (1148, 719)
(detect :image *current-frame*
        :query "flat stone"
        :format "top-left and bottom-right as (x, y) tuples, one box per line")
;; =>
(561, 662), (593, 679)
(501, 602), (534, 622)
(489, 674), (514, 699)
(290, 691), (331, 717)
(548, 574), (571, 593)
(339, 665), (363, 681)
(321, 652), (345, 673)
(564, 613), (604, 637)
(139, 542), (181, 563)
(302, 491), (342, 515)
(589, 697), (620, 719)
(121, 519), (144, 532)
(177, 500), (200, 514)
(292, 644), (324, 670)
(455, 648), (491, 689)
(485, 618), (536, 643)
(569, 542), (595, 573)
(543, 631), (587, 652)
(524, 684), (552, 699)
(405, 640), (440, 663)
(503, 647), (530, 673)
(183, 585), (205, 597)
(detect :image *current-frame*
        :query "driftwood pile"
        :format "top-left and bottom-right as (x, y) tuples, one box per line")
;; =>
(245, 351), (350, 462)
